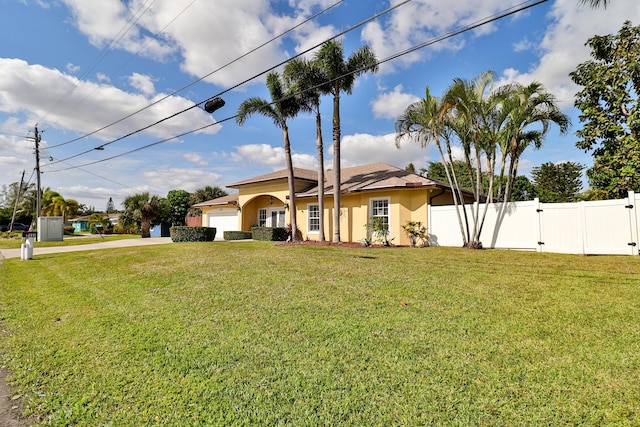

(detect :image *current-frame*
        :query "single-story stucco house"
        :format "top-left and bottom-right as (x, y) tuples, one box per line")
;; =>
(192, 162), (472, 246)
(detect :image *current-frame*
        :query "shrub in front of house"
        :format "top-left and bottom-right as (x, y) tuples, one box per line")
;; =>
(251, 226), (288, 241)
(223, 231), (252, 240)
(170, 226), (216, 242)
(64, 226), (75, 235)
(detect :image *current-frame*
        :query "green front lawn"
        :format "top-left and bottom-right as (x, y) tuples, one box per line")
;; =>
(1, 243), (639, 425)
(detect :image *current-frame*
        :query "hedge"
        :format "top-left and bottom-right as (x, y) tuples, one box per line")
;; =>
(223, 230), (252, 241)
(170, 226), (216, 242)
(251, 226), (288, 241)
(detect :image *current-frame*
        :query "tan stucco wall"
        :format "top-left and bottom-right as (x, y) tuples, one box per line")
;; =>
(297, 189), (431, 245)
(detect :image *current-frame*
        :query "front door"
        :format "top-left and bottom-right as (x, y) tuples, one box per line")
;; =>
(269, 208), (286, 227)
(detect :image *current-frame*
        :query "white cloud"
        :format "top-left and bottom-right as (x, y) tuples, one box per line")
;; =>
(96, 73), (110, 83)
(371, 84), (420, 119)
(339, 133), (431, 169)
(66, 63), (80, 73)
(183, 153), (208, 166)
(361, 0), (523, 73)
(0, 58), (221, 141)
(142, 168), (224, 193)
(228, 143), (317, 170)
(128, 72), (156, 96)
(496, 0), (640, 109)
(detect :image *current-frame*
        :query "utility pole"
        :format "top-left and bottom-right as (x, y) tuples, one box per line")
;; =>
(26, 125), (42, 220)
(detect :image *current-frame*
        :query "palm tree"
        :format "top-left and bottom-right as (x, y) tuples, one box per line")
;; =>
(189, 186), (227, 216)
(580, 0), (608, 7)
(441, 71), (496, 248)
(501, 82), (570, 202)
(236, 71), (303, 241)
(395, 87), (470, 246)
(284, 58), (327, 241)
(314, 40), (378, 242)
(122, 192), (167, 238)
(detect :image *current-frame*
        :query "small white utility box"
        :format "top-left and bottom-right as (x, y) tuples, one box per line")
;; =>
(38, 216), (64, 242)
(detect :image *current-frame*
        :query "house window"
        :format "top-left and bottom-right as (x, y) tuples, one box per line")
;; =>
(258, 208), (267, 227)
(308, 204), (319, 233)
(370, 198), (390, 229)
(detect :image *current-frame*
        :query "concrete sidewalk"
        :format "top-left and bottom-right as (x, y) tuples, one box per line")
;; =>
(0, 237), (173, 260)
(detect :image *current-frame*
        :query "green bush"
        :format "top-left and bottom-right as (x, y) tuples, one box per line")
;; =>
(170, 226), (216, 242)
(223, 230), (252, 240)
(251, 226), (288, 241)
(63, 226), (75, 236)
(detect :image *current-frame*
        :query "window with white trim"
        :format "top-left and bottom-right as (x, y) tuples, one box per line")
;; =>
(308, 204), (319, 233)
(258, 208), (267, 227)
(370, 198), (390, 229)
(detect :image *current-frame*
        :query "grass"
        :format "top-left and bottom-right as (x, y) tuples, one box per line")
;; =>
(0, 233), (140, 250)
(1, 242), (639, 426)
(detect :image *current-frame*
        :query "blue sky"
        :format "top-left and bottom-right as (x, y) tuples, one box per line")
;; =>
(1, 0), (638, 210)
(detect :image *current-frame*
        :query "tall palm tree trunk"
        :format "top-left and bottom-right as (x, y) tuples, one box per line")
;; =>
(316, 111), (325, 241)
(332, 92), (341, 243)
(282, 125), (298, 242)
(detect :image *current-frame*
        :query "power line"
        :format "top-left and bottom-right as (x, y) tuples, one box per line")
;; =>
(46, 0), (345, 150)
(56, 0), (200, 123)
(43, 0), (408, 168)
(46, 0), (548, 174)
(38, 0), (159, 125)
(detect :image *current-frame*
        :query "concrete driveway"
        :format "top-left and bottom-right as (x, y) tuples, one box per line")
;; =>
(0, 237), (173, 260)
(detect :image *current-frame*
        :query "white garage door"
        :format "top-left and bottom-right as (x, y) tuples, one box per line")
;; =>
(207, 208), (238, 239)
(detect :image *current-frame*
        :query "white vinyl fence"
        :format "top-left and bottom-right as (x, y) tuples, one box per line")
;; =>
(428, 191), (640, 255)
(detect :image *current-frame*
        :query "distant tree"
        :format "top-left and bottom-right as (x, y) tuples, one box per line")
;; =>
(424, 161), (475, 189)
(106, 197), (116, 213)
(40, 190), (79, 221)
(122, 193), (169, 238)
(0, 182), (36, 222)
(189, 186), (227, 216)
(510, 175), (536, 201)
(167, 190), (191, 226)
(570, 21), (640, 198)
(531, 162), (584, 203)
(405, 163), (417, 174)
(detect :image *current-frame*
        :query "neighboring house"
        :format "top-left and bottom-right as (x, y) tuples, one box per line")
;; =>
(70, 213), (120, 233)
(193, 163), (472, 245)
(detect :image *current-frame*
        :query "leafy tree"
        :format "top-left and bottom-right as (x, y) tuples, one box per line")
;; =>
(510, 176), (536, 201)
(189, 186), (227, 216)
(167, 190), (191, 226)
(237, 71), (303, 241)
(284, 57), (328, 241)
(531, 162), (584, 203)
(0, 181), (36, 223)
(122, 192), (168, 238)
(314, 40), (378, 242)
(424, 161), (475, 190)
(570, 21), (640, 199)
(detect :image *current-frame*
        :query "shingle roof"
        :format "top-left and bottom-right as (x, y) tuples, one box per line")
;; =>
(297, 163), (449, 197)
(192, 193), (239, 208)
(228, 167), (318, 188)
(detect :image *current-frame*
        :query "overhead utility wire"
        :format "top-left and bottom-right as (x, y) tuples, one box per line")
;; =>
(44, 0), (408, 168)
(38, 0), (158, 125)
(48, 0), (546, 174)
(46, 0), (344, 150)
(56, 0), (199, 123)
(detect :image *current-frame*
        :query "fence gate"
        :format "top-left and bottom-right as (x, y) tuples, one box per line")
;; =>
(537, 192), (638, 255)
